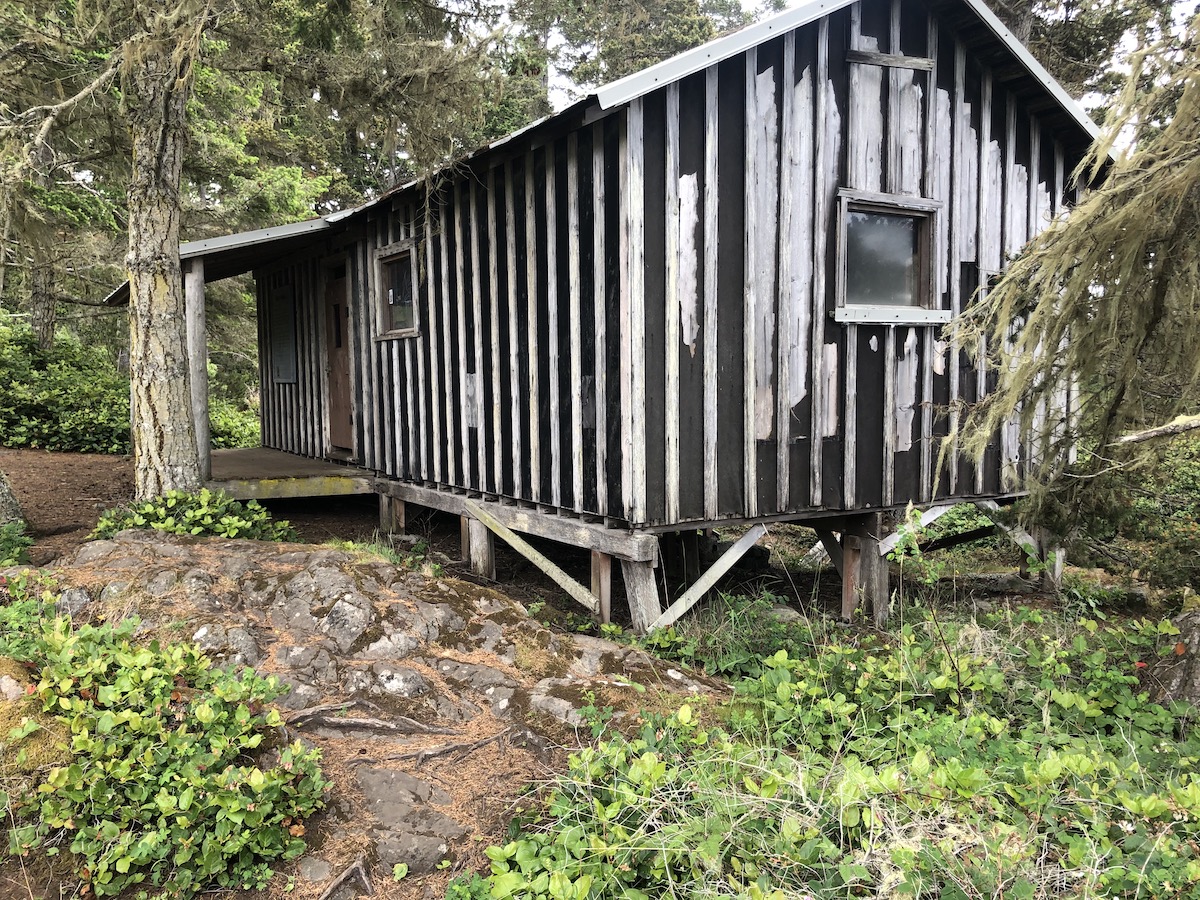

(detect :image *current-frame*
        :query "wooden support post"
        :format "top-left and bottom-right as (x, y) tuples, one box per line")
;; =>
(840, 514), (890, 624)
(467, 518), (496, 580)
(459, 515), (471, 564)
(379, 495), (406, 533)
(859, 514), (890, 626)
(591, 551), (612, 624)
(184, 258), (210, 481)
(841, 534), (862, 621)
(974, 501), (1063, 589)
(621, 559), (662, 635)
(648, 524), (768, 632)
(681, 531), (701, 586)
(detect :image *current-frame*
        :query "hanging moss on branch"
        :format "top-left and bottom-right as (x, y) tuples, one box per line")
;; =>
(951, 15), (1200, 536)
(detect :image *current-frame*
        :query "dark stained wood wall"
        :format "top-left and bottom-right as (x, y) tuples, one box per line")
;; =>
(257, 0), (1080, 530)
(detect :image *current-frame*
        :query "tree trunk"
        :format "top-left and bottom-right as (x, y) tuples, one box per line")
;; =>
(0, 470), (21, 526)
(29, 261), (56, 349)
(123, 20), (204, 500)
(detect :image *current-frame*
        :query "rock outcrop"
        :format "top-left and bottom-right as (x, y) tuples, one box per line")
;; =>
(48, 530), (720, 897)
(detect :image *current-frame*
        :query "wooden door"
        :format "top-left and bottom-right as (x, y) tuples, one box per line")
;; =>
(325, 272), (354, 452)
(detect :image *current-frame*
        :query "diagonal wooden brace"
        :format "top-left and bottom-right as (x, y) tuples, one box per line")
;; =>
(463, 499), (599, 615)
(647, 524), (767, 632)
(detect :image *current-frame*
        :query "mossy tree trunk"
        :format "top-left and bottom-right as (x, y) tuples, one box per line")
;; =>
(123, 8), (208, 500)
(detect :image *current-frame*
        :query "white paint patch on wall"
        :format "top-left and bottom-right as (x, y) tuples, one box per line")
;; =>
(821, 342), (839, 437)
(752, 64), (779, 441)
(932, 340), (948, 376)
(895, 329), (919, 452)
(869, 335), (879, 352)
(678, 173), (700, 354)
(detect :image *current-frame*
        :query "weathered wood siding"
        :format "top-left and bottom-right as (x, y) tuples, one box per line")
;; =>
(257, 0), (1080, 530)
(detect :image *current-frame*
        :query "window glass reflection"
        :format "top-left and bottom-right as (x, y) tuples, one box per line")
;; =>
(846, 210), (918, 306)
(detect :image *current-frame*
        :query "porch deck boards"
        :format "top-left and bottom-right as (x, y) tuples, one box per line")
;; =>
(208, 448), (373, 500)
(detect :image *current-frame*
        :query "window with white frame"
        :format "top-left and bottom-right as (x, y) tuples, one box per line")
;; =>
(835, 190), (948, 324)
(377, 241), (419, 337)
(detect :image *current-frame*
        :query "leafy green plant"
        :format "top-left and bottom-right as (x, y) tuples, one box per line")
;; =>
(0, 315), (260, 454)
(637, 592), (821, 679)
(5, 612), (328, 899)
(209, 397), (260, 449)
(472, 607), (1200, 900)
(444, 873), (491, 900)
(92, 489), (297, 542)
(0, 320), (130, 453)
(0, 520), (33, 565)
(0, 570), (57, 660)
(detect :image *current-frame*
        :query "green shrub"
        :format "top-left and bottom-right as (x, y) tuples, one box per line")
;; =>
(209, 397), (260, 449)
(0, 316), (262, 455)
(637, 592), (823, 680)
(0, 520), (33, 565)
(479, 609), (1200, 900)
(92, 489), (297, 542)
(0, 570), (56, 659)
(5, 613), (327, 898)
(0, 321), (130, 453)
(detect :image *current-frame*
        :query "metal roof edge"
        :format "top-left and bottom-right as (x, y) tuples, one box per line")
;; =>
(593, 0), (1099, 144)
(594, 0), (838, 109)
(956, 0), (1099, 141)
(178, 216), (332, 257)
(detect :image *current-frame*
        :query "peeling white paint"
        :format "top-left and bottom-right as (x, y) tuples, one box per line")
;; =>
(821, 342), (838, 437)
(895, 329), (919, 452)
(869, 335), (879, 352)
(678, 173), (700, 354)
(752, 64), (779, 441)
(933, 340), (948, 375)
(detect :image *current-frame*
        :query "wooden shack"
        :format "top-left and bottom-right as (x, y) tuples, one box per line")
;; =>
(156, 0), (1098, 630)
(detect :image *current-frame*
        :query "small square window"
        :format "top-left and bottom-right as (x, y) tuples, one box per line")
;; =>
(846, 210), (919, 306)
(835, 190), (947, 325)
(376, 241), (420, 337)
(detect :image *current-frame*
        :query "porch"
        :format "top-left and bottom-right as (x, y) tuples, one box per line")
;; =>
(208, 447), (373, 500)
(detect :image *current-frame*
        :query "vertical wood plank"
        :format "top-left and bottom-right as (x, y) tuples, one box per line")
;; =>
(470, 181), (487, 491)
(810, 19), (832, 507)
(505, 163), (523, 499)
(567, 135), (584, 511)
(592, 127), (608, 518)
(546, 146), (562, 508)
(489, 168), (503, 494)
(454, 184), (472, 488)
(975, 71), (994, 494)
(665, 83), (681, 523)
(525, 153), (542, 501)
(619, 118), (633, 518)
(415, 218), (429, 480)
(776, 33), (795, 512)
(627, 101), (648, 523)
(743, 48), (757, 519)
(947, 42), (967, 493)
(369, 225), (382, 468)
(703, 66), (720, 520)
(883, 325), (896, 505)
(921, 18), (940, 500)
(440, 196), (457, 484)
